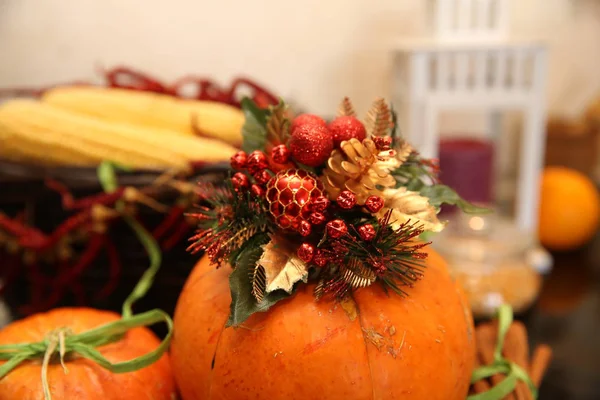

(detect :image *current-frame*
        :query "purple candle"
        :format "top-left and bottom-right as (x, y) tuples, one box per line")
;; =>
(438, 137), (494, 205)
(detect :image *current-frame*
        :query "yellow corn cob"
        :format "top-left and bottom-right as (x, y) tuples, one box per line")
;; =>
(0, 121), (95, 166)
(0, 100), (237, 168)
(41, 86), (245, 145)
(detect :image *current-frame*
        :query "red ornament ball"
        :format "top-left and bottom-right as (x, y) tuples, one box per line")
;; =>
(290, 114), (327, 133)
(311, 195), (330, 212)
(265, 169), (325, 229)
(231, 172), (249, 191)
(271, 144), (291, 164)
(253, 169), (272, 185)
(297, 243), (315, 263)
(230, 151), (247, 170)
(365, 195), (384, 213)
(326, 219), (348, 239)
(312, 250), (329, 267)
(250, 184), (264, 197)
(288, 124), (333, 167)
(336, 190), (357, 210)
(358, 223), (376, 241)
(247, 150), (268, 174)
(298, 220), (312, 237)
(328, 116), (367, 148)
(309, 211), (326, 225)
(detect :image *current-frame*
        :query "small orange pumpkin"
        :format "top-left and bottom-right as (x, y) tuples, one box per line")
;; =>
(0, 307), (176, 400)
(171, 248), (475, 400)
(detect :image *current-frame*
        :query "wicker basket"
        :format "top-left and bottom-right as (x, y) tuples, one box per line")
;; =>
(0, 159), (229, 336)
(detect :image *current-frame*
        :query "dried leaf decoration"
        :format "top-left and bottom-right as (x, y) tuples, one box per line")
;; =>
(250, 264), (267, 303)
(337, 97), (356, 117)
(395, 139), (413, 165)
(266, 101), (290, 148)
(257, 235), (308, 296)
(341, 257), (376, 288)
(364, 98), (393, 137)
(376, 187), (445, 232)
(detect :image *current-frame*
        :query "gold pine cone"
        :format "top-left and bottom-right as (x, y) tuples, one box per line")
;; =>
(322, 138), (400, 204)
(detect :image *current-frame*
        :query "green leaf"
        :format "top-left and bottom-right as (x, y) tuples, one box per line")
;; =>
(405, 177), (425, 191)
(390, 105), (400, 145)
(419, 184), (492, 214)
(241, 97), (269, 153)
(226, 233), (293, 327)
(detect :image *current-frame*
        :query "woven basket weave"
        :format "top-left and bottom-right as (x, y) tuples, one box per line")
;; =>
(0, 160), (228, 336)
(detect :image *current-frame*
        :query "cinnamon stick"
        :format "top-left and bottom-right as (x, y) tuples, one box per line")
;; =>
(475, 323), (516, 400)
(472, 357), (492, 394)
(503, 322), (533, 400)
(529, 344), (553, 387)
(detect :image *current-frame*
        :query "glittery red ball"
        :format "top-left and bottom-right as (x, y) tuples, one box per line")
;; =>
(247, 150), (268, 174)
(253, 169), (272, 185)
(365, 195), (384, 213)
(328, 116), (367, 148)
(231, 172), (249, 191)
(297, 243), (315, 263)
(289, 124), (333, 167)
(290, 114), (327, 133)
(270, 144), (291, 164)
(309, 211), (326, 225)
(336, 190), (357, 210)
(230, 151), (247, 170)
(298, 220), (312, 237)
(265, 169), (325, 229)
(250, 184), (264, 197)
(358, 223), (376, 241)
(312, 250), (328, 267)
(311, 195), (330, 212)
(326, 219), (348, 239)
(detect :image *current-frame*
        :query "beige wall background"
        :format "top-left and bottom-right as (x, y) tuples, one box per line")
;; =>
(0, 0), (599, 124)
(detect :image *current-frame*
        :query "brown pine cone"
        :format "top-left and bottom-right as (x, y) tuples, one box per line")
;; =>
(322, 138), (400, 204)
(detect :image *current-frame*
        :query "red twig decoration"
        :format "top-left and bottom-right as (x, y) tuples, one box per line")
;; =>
(0, 65), (279, 109)
(94, 237), (122, 301)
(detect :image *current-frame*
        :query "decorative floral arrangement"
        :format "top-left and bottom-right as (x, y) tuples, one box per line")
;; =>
(189, 97), (486, 326)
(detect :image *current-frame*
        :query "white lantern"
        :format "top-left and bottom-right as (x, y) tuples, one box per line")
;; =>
(391, 0), (548, 233)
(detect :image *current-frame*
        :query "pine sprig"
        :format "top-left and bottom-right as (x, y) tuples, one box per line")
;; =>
(188, 181), (270, 267)
(317, 210), (429, 298)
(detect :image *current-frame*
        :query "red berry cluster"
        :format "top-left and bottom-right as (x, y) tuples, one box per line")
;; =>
(230, 150), (272, 193)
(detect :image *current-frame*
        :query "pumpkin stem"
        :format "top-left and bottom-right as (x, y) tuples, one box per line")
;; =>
(41, 328), (72, 400)
(58, 329), (71, 374)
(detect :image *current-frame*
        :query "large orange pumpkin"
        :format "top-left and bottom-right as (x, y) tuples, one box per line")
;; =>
(0, 308), (176, 400)
(172, 248), (475, 400)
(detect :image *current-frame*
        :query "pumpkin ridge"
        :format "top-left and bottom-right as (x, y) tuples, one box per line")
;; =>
(352, 293), (376, 400)
(205, 280), (229, 400)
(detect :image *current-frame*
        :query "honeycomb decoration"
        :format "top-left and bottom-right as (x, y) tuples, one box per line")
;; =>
(265, 169), (325, 230)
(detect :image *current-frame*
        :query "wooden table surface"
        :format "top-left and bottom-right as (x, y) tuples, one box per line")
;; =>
(522, 230), (600, 400)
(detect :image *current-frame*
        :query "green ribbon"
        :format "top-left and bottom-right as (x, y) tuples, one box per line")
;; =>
(467, 304), (538, 400)
(0, 161), (173, 400)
